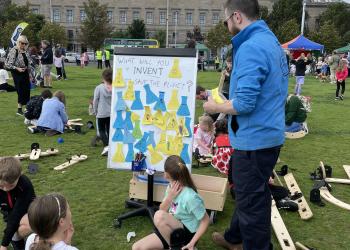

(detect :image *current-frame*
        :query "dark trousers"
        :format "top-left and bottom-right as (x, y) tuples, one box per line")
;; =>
(97, 60), (103, 69)
(56, 67), (62, 78)
(12, 71), (30, 105)
(61, 61), (67, 79)
(105, 60), (111, 68)
(224, 146), (281, 250)
(97, 117), (110, 146)
(0, 83), (16, 92)
(336, 80), (345, 97)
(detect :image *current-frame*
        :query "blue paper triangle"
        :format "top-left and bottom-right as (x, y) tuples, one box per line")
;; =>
(180, 143), (191, 164)
(115, 91), (127, 111)
(154, 91), (167, 112)
(146, 131), (156, 148)
(185, 117), (192, 138)
(144, 84), (158, 104)
(113, 111), (124, 129)
(123, 128), (135, 144)
(131, 91), (144, 110)
(177, 96), (190, 116)
(124, 111), (133, 130)
(112, 128), (124, 142)
(125, 143), (134, 162)
(135, 132), (149, 153)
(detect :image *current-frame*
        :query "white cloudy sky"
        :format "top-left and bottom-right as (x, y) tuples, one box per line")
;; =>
(342, 0), (350, 3)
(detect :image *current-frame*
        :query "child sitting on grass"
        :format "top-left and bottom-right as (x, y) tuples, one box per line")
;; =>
(24, 89), (52, 126)
(25, 194), (77, 250)
(93, 69), (112, 156)
(192, 115), (214, 156)
(0, 157), (36, 250)
(28, 91), (68, 136)
(132, 155), (209, 250)
(0, 61), (16, 92)
(211, 119), (233, 175)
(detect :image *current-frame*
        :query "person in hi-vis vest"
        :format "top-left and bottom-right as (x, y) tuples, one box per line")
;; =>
(96, 49), (103, 69)
(104, 49), (111, 68)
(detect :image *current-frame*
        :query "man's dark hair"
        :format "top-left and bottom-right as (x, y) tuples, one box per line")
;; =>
(41, 89), (53, 99)
(196, 86), (206, 95)
(0, 61), (4, 69)
(224, 0), (259, 20)
(102, 69), (113, 84)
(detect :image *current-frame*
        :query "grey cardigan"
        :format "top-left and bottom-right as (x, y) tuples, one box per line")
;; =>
(5, 46), (33, 71)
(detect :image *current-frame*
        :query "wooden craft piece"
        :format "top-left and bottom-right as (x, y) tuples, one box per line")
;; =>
(320, 187), (350, 211)
(67, 121), (84, 127)
(271, 199), (296, 250)
(284, 173), (313, 220)
(343, 165), (350, 179)
(285, 131), (306, 139)
(30, 147), (41, 161)
(14, 148), (59, 160)
(54, 155), (88, 170)
(319, 161), (326, 180)
(295, 242), (314, 250)
(68, 118), (82, 122)
(324, 178), (350, 185)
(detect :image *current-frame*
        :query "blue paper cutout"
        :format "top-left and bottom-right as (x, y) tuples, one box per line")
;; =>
(177, 96), (190, 116)
(154, 91), (167, 112)
(135, 132), (149, 153)
(123, 128), (135, 144)
(113, 111), (124, 129)
(125, 143), (134, 162)
(144, 84), (158, 104)
(185, 117), (192, 137)
(112, 128), (124, 142)
(131, 91), (144, 110)
(115, 91), (127, 111)
(124, 111), (133, 130)
(180, 143), (191, 164)
(146, 131), (156, 148)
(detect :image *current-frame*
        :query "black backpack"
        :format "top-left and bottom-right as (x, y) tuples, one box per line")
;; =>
(24, 95), (44, 120)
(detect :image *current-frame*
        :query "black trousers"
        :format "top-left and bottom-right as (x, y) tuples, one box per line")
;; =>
(97, 117), (110, 146)
(0, 83), (16, 92)
(105, 60), (111, 68)
(56, 67), (62, 78)
(336, 80), (345, 97)
(12, 71), (30, 105)
(97, 60), (103, 69)
(61, 61), (67, 79)
(224, 146), (281, 250)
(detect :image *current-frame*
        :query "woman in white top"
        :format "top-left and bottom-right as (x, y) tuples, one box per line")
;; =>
(53, 51), (64, 80)
(0, 61), (16, 92)
(25, 194), (78, 250)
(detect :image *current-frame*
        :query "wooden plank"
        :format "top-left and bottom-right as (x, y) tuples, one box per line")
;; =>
(285, 131), (306, 139)
(29, 149), (41, 161)
(343, 165), (350, 179)
(320, 187), (350, 211)
(271, 199), (296, 250)
(295, 242), (310, 250)
(284, 173), (313, 220)
(325, 178), (350, 185)
(54, 155), (88, 170)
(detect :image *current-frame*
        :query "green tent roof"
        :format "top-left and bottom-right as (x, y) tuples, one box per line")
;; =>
(335, 44), (350, 53)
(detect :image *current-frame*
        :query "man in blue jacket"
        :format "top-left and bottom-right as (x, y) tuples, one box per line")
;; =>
(204, 0), (288, 249)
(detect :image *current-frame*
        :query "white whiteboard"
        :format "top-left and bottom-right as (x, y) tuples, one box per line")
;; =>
(108, 49), (198, 172)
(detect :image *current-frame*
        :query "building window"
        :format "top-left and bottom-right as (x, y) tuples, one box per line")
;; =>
(186, 13), (192, 25)
(80, 10), (86, 22)
(68, 30), (74, 40)
(133, 11), (140, 20)
(172, 11), (179, 25)
(53, 9), (60, 22)
(199, 13), (206, 26)
(212, 13), (219, 24)
(107, 10), (113, 23)
(66, 9), (73, 23)
(159, 11), (166, 25)
(146, 12), (153, 24)
(31, 8), (39, 14)
(120, 10), (127, 24)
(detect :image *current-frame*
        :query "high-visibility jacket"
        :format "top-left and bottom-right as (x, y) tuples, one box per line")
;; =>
(96, 50), (102, 60)
(105, 50), (110, 60)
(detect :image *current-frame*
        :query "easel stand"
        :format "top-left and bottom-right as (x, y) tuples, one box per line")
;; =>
(114, 173), (158, 228)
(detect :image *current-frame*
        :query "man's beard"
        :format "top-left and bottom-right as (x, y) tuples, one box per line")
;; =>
(230, 23), (241, 36)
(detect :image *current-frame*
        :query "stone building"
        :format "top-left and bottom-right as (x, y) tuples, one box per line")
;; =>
(10, 0), (346, 51)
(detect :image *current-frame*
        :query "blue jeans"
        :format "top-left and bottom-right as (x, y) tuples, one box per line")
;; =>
(224, 146), (281, 250)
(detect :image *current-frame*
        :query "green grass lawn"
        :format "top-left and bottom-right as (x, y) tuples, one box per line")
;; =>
(0, 65), (349, 250)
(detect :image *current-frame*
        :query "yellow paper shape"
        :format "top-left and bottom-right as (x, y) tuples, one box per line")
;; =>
(112, 68), (126, 87)
(142, 106), (153, 125)
(211, 88), (225, 104)
(131, 112), (140, 122)
(153, 110), (165, 130)
(166, 112), (178, 132)
(167, 89), (180, 111)
(165, 135), (176, 155)
(156, 132), (167, 154)
(168, 58), (182, 79)
(123, 80), (135, 101)
(147, 145), (163, 164)
(112, 144), (125, 163)
(173, 136), (183, 156)
(177, 117), (189, 137)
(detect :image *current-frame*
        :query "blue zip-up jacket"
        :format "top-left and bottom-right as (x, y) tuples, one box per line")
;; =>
(37, 97), (68, 133)
(229, 20), (289, 150)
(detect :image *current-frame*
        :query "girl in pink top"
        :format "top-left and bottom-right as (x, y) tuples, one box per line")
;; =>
(193, 115), (214, 155)
(335, 60), (348, 100)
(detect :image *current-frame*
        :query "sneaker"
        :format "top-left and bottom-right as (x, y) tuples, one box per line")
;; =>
(276, 198), (299, 212)
(16, 110), (24, 116)
(212, 232), (243, 250)
(340, 95), (344, 100)
(101, 146), (109, 156)
(27, 126), (35, 134)
(335, 97), (340, 100)
(24, 118), (31, 125)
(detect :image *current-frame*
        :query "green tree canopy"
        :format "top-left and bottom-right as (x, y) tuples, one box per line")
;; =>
(38, 23), (67, 47)
(206, 21), (231, 51)
(259, 5), (269, 20)
(153, 30), (166, 48)
(128, 20), (146, 39)
(80, 0), (112, 51)
(276, 19), (300, 44)
(308, 21), (342, 53)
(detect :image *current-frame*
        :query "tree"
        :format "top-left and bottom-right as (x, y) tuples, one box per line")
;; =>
(80, 0), (112, 51)
(153, 30), (166, 48)
(276, 19), (300, 44)
(206, 21), (231, 51)
(38, 23), (67, 47)
(111, 29), (129, 38)
(267, 0), (303, 34)
(308, 21), (342, 53)
(128, 20), (146, 39)
(259, 5), (269, 20)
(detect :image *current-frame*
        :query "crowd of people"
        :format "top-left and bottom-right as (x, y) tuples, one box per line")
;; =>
(0, 0), (349, 249)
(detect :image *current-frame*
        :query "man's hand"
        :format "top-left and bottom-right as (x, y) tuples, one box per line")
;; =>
(203, 96), (217, 114)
